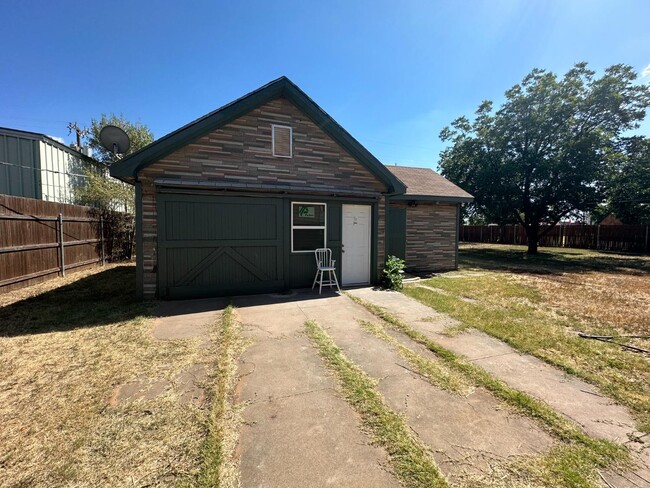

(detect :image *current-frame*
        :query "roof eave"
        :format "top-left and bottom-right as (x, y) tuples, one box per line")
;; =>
(0, 126), (101, 166)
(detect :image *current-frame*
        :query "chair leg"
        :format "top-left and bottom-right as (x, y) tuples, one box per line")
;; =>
(312, 269), (319, 290)
(319, 270), (323, 295)
(333, 270), (341, 293)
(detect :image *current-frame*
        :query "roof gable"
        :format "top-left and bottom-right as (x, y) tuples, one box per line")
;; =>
(110, 77), (406, 194)
(141, 98), (389, 195)
(386, 165), (473, 202)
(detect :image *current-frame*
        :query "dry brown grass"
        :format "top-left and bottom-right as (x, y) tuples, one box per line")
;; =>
(434, 244), (650, 431)
(0, 264), (218, 487)
(517, 272), (649, 337)
(458, 243), (650, 341)
(0, 263), (110, 308)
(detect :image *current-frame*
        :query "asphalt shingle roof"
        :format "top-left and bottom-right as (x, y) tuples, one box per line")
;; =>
(386, 165), (473, 201)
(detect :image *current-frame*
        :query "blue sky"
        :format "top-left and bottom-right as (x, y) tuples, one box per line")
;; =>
(1, 0), (649, 170)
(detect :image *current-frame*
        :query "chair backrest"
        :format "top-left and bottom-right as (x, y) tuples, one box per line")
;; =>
(314, 248), (332, 268)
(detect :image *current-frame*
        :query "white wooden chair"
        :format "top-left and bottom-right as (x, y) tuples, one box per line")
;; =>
(312, 248), (341, 294)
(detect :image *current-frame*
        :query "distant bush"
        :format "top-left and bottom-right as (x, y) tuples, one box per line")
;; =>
(382, 255), (406, 290)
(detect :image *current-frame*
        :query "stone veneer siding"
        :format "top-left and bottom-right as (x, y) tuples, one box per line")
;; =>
(377, 196), (386, 276)
(138, 98), (388, 298)
(391, 201), (458, 271)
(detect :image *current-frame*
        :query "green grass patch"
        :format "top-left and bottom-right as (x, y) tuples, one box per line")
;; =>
(419, 274), (542, 304)
(346, 293), (629, 487)
(358, 319), (472, 395)
(402, 283), (650, 434)
(196, 305), (247, 488)
(304, 320), (448, 488)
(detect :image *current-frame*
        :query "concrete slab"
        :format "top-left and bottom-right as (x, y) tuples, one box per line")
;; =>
(239, 390), (398, 488)
(176, 363), (208, 407)
(152, 297), (227, 340)
(298, 295), (553, 481)
(347, 287), (650, 482)
(234, 294), (402, 488)
(472, 347), (638, 442)
(237, 337), (332, 404)
(380, 374), (552, 475)
(108, 378), (172, 406)
(348, 287), (642, 443)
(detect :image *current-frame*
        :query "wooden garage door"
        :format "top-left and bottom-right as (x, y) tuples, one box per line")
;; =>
(157, 193), (284, 299)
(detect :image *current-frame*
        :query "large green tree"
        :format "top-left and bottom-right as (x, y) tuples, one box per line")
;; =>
(439, 63), (650, 253)
(76, 114), (153, 213)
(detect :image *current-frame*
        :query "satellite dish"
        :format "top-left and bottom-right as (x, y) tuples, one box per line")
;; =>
(99, 125), (131, 156)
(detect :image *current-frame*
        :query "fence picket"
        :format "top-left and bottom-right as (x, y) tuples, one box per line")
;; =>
(0, 195), (134, 294)
(459, 223), (648, 253)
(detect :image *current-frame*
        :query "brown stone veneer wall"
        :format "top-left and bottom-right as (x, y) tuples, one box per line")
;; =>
(391, 201), (458, 272)
(377, 196), (386, 276)
(138, 97), (389, 298)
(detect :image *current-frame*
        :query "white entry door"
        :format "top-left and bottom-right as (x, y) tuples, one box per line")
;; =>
(342, 204), (371, 285)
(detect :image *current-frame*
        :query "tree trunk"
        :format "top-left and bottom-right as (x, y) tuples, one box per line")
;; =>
(526, 226), (539, 254)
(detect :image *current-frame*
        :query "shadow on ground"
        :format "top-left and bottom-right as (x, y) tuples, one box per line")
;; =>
(231, 288), (346, 309)
(460, 246), (650, 276)
(0, 265), (151, 337)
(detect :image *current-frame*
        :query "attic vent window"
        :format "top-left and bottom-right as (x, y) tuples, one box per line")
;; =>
(272, 125), (292, 158)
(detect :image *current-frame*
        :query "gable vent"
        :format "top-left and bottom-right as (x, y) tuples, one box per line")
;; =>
(272, 125), (292, 158)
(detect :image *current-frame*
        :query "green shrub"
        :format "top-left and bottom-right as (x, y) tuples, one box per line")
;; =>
(382, 255), (406, 290)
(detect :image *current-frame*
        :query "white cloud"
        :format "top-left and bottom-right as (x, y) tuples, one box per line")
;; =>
(642, 63), (650, 79)
(47, 135), (66, 144)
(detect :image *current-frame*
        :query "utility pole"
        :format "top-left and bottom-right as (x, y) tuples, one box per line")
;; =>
(67, 122), (88, 148)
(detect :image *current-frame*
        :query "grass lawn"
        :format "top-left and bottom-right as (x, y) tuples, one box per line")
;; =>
(403, 244), (650, 433)
(0, 264), (220, 487)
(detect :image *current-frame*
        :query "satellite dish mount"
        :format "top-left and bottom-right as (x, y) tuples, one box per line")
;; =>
(99, 125), (131, 159)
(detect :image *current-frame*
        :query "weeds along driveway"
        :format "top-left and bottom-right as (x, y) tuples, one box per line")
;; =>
(232, 291), (557, 487)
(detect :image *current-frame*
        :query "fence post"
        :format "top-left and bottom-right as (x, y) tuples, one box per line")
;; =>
(100, 217), (105, 266)
(596, 225), (600, 250)
(645, 225), (648, 253)
(58, 213), (65, 277)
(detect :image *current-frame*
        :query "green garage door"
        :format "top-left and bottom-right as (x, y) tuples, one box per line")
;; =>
(157, 193), (284, 299)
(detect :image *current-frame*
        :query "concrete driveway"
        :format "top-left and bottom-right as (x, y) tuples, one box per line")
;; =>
(232, 290), (552, 487)
(150, 286), (649, 487)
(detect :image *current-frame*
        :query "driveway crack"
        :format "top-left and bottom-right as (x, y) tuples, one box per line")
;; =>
(247, 386), (334, 405)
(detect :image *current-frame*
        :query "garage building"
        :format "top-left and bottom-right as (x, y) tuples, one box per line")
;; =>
(110, 77), (473, 299)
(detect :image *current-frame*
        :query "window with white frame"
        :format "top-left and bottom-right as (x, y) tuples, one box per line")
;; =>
(272, 124), (292, 158)
(291, 202), (326, 252)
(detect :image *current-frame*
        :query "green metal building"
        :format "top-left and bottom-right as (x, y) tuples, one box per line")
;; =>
(0, 127), (95, 203)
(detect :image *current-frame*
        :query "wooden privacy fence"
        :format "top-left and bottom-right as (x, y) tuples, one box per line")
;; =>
(460, 224), (650, 253)
(0, 194), (133, 293)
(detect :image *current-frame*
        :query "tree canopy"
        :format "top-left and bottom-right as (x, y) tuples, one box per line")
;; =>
(439, 63), (650, 253)
(603, 136), (650, 224)
(86, 114), (154, 165)
(76, 114), (153, 213)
